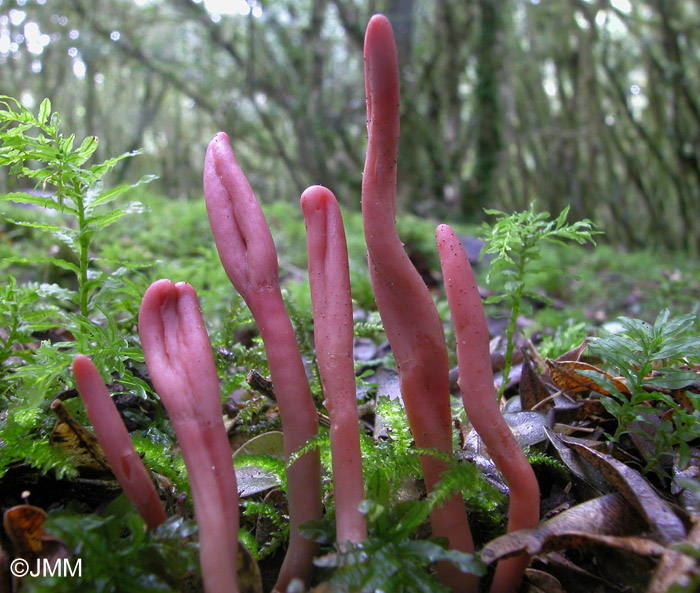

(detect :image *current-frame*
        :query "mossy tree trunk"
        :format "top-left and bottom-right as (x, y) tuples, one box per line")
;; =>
(465, 0), (504, 219)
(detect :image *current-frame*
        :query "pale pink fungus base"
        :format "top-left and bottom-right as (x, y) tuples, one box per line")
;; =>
(301, 184), (367, 545)
(204, 133), (322, 592)
(139, 280), (239, 593)
(437, 225), (540, 593)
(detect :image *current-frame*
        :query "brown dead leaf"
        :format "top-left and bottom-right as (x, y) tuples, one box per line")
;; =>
(520, 355), (551, 411)
(672, 388), (697, 413)
(3, 505), (46, 558)
(544, 428), (611, 493)
(49, 399), (110, 473)
(523, 568), (566, 593)
(3, 504), (72, 593)
(560, 436), (686, 545)
(647, 520), (700, 593)
(481, 493), (665, 566)
(539, 339), (588, 386)
(537, 550), (649, 593)
(556, 340), (589, 364)
(546, 359), (629, 396)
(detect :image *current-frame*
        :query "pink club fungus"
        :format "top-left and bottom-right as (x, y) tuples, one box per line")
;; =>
(362, 13), (476, 593)
(203, 133), (322, 592)
(139, 280), (240, 593)
(436, 224), (540, 593)
(62, 12), (545, 593)
(72, 354), (167, 531)
(301, 184), (367, 546)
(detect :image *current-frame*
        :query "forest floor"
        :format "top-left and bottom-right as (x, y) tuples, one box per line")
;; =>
(1, 194), (699, 593)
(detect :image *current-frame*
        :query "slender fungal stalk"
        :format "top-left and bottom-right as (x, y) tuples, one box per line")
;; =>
(436, 225), (540, 593)
(72, 354), (167, 531)
(362, 14), (475, 592)
(203, 133), (321, 592)
(139, 280), (239, 593)
(301, 185), (367, 545)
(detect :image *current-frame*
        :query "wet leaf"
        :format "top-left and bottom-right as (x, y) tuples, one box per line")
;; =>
(503, 411), (549, 447)
(233, 431), (285, 497)
(375, 367), (402, 402)
(373, 367), (404, 439)
(481, 493), (664, 565)
(561, 437), (686, 545)
(546, 359), (628, 396)
(464, 410), (549, 452)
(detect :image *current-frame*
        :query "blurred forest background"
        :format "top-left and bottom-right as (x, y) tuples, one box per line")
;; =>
(1, 0), (699, 253)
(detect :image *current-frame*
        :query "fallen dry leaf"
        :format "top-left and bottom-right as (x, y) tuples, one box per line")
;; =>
(520, 355), (551, 411)
(555, 340), (589, 364)
(3, 505), (46, 558)
(646, 520), (700, 593)
(544, 428), (611, 493)
(481, 493), (665, 565)
(560, 436), (686, 545)
(546, 359), (628, 396)
(523, 567), (566, 593)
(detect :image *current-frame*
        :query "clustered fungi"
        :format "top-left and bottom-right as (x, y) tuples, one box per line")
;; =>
(72, 14), (539, 593)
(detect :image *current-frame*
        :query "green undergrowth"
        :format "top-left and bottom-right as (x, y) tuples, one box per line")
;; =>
(25, 495), (200, 593)
(294, 396), (497, 592)
(581, 309), (700, 478)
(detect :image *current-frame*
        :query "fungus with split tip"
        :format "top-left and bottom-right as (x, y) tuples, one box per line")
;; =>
(436, 224), (541, 593)
(301, 184), (367, 546)
(203, 133), (322, 592)
(362, 13), (476, 593)
(138, 279), (239, 593)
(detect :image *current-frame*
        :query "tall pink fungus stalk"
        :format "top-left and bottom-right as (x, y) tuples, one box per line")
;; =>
(363, 14), (476, 593)
(72, 354), (167, 531)
(436, 225), (540, 593)
(301, 185), (367, 545)
(203, 132), (321, 592)
(138, 280), (239, 593)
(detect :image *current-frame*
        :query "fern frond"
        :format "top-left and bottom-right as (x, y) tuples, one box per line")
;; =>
(287, 431), (330, 470)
